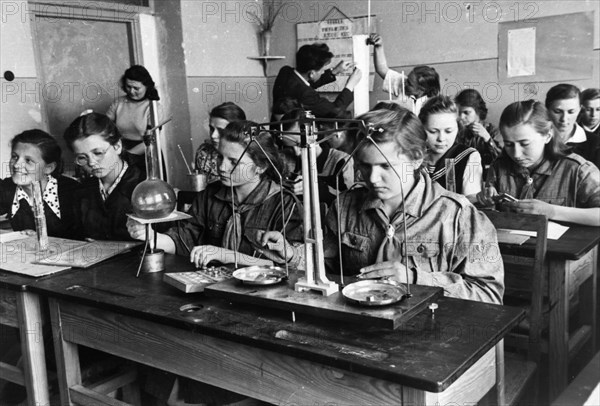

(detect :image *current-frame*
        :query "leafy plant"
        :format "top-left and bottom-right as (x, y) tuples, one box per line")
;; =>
(250, 0), (284, 31)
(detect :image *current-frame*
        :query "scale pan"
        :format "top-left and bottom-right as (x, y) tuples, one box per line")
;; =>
(233, 266), (288, 285)
(342, 279), (408, 306)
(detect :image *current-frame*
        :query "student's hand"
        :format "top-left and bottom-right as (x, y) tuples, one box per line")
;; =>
(505, 199), (556, 218)
(252, 230), (295, 264)
(476, 186), (499, 207)
(358, 261), (412, 284)
(369, 34), (383, 48)
(332, 60), (355, 75)
(345, 68), (363, 90)
(289, 175), (303, 195)
(469, 122), (492, 142)
(126, 218), (153, 241)
(189, 245), (226, 268)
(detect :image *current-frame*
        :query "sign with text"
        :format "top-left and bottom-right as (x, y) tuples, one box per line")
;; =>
(297, 16), (375, 92)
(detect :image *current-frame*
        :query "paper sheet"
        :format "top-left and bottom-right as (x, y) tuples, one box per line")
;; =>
(1, 236), (142, 276)
(507, 27), (536, 77)
(352, 35), (370, 117)
(498, 221), (569, 241)
(0, 231), (30, 243)
(1, 236), (77, 277)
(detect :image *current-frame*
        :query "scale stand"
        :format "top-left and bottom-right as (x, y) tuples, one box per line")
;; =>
(293, 112), (338, 296)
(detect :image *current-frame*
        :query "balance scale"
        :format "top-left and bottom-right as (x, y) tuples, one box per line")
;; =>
(204, 113), (441, 329)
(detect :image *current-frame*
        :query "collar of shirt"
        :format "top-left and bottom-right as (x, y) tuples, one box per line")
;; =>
(359, 170), (428, 220)
(213, 178), (280, 209)
(567, 124), (587, 144)
(508, 157), (554, 178)
(293, 69), (311, 87)
(12, 175), (61, 218)
(582, 122), (600, 133)
(99, 161), (129, 202)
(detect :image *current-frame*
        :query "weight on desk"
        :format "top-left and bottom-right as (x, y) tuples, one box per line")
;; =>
(164, 267), (233, 293)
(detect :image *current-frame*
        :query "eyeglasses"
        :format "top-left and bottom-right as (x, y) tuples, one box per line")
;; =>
(74, 145), (112, 166)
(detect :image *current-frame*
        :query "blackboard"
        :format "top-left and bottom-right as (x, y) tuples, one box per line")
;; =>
(33, 15), (136, 171)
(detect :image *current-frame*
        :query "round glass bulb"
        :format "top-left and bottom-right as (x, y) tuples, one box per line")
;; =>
(131, 178), (176, 219)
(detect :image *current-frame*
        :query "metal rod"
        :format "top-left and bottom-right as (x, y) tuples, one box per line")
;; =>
(228, 128), (289, 273)
(364, 136), (412, 298)
(136, 225), (150, 278)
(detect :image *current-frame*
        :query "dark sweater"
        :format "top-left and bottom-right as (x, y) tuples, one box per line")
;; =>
(272, 66), (353, 118)
(75, 164), (144, 241)
(0, 175), (83, 239)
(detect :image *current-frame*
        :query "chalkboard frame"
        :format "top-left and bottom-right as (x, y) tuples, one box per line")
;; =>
(28, 2), (144, 174)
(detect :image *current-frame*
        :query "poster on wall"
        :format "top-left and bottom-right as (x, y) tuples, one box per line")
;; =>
(297, 15), (375, 92)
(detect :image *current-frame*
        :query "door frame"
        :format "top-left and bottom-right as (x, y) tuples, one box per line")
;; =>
(29, 1), (145, 139)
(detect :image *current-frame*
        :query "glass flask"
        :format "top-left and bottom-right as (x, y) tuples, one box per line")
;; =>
(131, 130), (176, 219)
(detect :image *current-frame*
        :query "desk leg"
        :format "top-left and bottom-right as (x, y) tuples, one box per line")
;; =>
(548, 259), (569, 401)
(578, 247), (597, 354)
(16, 291), (50, 406)
(49, 298), (82, 406)
(495, 340), (505, 406)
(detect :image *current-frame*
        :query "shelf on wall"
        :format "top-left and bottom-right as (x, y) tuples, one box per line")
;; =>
(247, 56), (286, 76)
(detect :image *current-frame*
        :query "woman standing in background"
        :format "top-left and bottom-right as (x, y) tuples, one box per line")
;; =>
(106, 65), (160, 172)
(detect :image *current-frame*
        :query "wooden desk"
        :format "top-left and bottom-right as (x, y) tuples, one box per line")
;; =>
(30, 253), (524, 405)
(0, 272), (50, 406)
(499, 224), (599, 400)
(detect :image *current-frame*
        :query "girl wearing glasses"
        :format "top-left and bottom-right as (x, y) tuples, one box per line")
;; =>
(64, 112), (144, 240)
(0, 130), (81, 238)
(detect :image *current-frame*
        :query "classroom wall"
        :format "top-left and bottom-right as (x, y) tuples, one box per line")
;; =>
(0, 0), (47, 179)
(181, 0), (272, 160)
(151, 0), (193, 187)
(267, 0), (600, 127)
(0, 0), (195, 188)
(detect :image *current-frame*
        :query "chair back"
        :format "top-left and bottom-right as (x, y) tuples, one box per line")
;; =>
(483, 210), (548, 365)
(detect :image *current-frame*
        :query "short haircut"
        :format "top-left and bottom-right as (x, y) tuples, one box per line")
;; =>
(296, 43), (333, 73)
(372, 101), (406, 113)
(273, 97), (301, 116)
(356, 108), (427, 162)
(11, 129), (62, 175)
(418, 95), (458, 125)
(454, 89), (488, 121)
(499, 100), (569, 161)
(210, 102), (246, 123)
(220, 121), (285, 182)
(64, 112), (122, 151)
(545, 83), (580, 108)
(410, 66), (440, 98)
(121, 65), (158, 101)
(580, 88), (600, 104)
